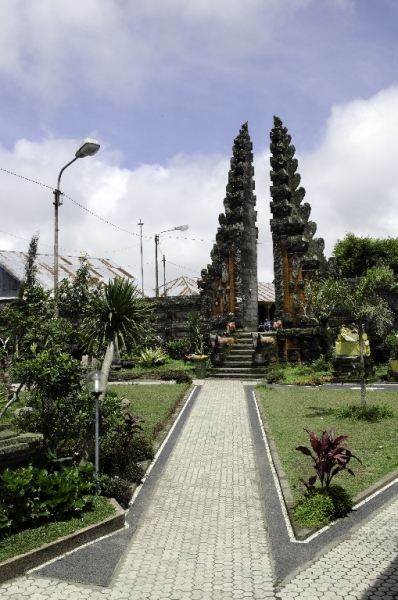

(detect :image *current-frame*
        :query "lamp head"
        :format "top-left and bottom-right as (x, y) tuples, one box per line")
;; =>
(174, 225), (189, 232)
(75, 138), (100, 158)
(86, 369), (105, 395)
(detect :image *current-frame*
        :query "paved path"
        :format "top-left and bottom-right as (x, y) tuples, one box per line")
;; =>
(1, 381), (398, 599)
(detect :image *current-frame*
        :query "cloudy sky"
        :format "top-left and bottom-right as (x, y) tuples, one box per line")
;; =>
(1, 0), (398, 295)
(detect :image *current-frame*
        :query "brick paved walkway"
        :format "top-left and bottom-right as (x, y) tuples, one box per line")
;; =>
(0, 380), (397, 599)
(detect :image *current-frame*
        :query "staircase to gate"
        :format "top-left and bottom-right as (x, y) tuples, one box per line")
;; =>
(210, 332), (265, 380)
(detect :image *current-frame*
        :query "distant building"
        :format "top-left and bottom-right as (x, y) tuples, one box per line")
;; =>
(156, 276), (275, 324)
(155, 276), (200, 297)
(0, 251), (138, 303)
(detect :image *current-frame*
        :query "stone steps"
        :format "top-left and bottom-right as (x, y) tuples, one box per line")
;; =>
(0, 427), (43, 470)
(211, 331), (265, 379)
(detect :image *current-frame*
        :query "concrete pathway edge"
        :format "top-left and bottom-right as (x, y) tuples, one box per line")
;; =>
(0, 498), (125, 585)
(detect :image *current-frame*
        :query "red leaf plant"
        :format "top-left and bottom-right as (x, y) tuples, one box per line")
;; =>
(296, 428), (361, 495)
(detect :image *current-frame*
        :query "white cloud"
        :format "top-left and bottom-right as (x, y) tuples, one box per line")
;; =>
(0, 0), (316, 104)
(2, 83), (397, 298)
(300, 84), (398, 256)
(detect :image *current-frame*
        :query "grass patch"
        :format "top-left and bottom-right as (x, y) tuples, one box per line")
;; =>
(108, 382), (190, 441)
(0, 496), (115, 563)
(256, 386), (398, 502)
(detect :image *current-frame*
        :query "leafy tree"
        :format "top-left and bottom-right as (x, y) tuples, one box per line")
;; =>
(57, 256), (100, 323)
(0, 236), (84, 419)
(333, 233), (398, 277)
(306, 266), (395, 406)
(81, 278), (154, 394)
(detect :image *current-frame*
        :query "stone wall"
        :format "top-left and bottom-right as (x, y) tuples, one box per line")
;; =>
(149, 296), (202, 340)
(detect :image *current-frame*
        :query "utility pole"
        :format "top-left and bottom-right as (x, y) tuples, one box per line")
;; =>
(138, 219), (144, 296)
(162, 253), (166, 297)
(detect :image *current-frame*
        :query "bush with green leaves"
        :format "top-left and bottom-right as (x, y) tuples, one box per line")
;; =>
(165, 339), (191, 360)
(137, 348), (167, 368)
(100, 475), (133, 509)
(265, 369), (285, 384)
(0, 463), (95, 535)
(98, 412), (153, 481)
(294, 485), (353, 528)
(335, 404), (395, 422)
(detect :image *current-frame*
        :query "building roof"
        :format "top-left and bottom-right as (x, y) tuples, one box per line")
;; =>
(156, 276), (200, 297)
(156, 276), (275, 302)
(258, 282), (275, 303)
(0, 251), (137, 291)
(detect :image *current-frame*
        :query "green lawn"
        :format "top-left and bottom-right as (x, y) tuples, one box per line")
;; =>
(0, 496), (116, 563)
(255, 386), (398, 501)
(108, 382), (190, 440)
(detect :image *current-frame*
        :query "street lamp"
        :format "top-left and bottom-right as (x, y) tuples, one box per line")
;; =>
(155, 225), (188, 297)
(53, 138), (100, 316)
(86, 369), (105, 494)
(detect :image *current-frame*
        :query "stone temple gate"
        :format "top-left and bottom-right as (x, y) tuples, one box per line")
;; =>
(198, 117), (329, 336)
(198, 123), (258, 330)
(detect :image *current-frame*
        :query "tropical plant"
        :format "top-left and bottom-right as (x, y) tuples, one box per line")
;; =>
(185, 312), (209, 355)
(296, 428), (361, 492)
(137, 348), (167, 368)
(81, 278), (154, 394)
(305, 266), (395, 406)
(0, 463), (95, 534)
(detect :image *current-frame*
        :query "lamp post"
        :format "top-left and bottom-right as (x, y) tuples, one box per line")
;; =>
(155, 225), (188, 297)
(53, 138), (100, 317)
(86, 369), (105, 494)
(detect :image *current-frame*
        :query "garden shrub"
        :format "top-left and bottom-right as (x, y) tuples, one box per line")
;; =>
(98, 412), (153, 481)
(311, 355), (331, 372)
(0, 463), (95, 535)
(165, 339), (191, 360)
(100, 475), (134, 509)
(335, 404), (395, 422)
(294, 491), (335, 527)
(160, 370), (192, 384)
(265, 369), (285, 384)
(294, 485), (353, 528)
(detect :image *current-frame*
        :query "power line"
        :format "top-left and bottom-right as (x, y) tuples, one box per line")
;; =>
(0, 167), (213, 244)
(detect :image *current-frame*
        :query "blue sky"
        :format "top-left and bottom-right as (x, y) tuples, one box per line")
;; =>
(1, 0), (398, 294)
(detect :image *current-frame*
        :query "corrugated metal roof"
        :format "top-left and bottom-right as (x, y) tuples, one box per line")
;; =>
(258, 282), (275, 303)
(156, 276), (275, 302)
(0, 251), (137, 291)
(157, 276), (200, 297)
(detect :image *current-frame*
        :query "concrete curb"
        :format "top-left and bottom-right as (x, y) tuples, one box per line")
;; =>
(0, 498), (125, 584)
(254, 390), (398, 540)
